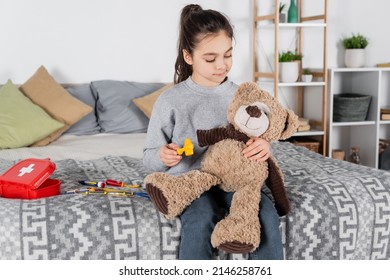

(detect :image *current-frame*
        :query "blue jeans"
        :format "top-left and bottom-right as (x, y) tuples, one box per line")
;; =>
(179, 187), (284, 260)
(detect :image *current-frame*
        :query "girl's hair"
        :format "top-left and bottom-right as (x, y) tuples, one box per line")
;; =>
(174, 4), (234, 84)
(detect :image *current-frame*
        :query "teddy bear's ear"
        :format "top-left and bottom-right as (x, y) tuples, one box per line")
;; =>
(279, 109), (299, 140)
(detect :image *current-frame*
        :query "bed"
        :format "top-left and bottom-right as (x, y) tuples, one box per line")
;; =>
(1, 68), (390, 260)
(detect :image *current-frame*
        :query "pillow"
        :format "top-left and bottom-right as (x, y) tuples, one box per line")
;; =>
(64, 84), (101, 135)
(133, 83), (174, 118)
(0, 80), (64, 149)
(90, 80), (165, 133)
(19, 66), (92, 146)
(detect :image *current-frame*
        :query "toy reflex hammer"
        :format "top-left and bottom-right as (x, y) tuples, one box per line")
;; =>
(176, 138), (194, 156)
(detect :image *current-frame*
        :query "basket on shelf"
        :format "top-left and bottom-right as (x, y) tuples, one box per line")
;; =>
(291, 138), (320, 153)
(333, 93), (371, 122)
(331, 149), (345, 160)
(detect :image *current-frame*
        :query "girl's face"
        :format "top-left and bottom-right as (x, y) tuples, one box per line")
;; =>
(183, 31), (233, 87)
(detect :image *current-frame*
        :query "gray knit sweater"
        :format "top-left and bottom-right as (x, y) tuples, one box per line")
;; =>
(143, 77), (238, 175)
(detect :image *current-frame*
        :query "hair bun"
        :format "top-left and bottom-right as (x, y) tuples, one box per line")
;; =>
(182, 4), (203, 18)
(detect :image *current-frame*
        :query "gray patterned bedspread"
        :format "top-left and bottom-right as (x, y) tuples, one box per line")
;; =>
(0, 156), (180, 260)
(1, 142), (390, 260)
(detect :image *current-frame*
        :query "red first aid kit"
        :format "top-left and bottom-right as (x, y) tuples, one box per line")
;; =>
(0, 158), (61, 199)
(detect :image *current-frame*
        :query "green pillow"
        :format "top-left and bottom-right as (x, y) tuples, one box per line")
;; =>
(0, 80), (64, 149)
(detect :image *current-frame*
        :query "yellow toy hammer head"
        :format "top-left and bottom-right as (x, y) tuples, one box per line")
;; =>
(177, 138), (194, 156)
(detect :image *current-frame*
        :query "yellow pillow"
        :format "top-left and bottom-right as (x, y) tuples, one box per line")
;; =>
(19, 66), (92, 146)
(133, 83), (173, 118)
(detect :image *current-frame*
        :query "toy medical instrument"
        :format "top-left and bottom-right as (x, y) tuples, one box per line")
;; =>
(105, 179), (139, 188)
(176, 138), (194, 156)
(78, 180), (105, 187)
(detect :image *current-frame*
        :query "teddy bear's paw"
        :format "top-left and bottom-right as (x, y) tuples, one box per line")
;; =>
(218, 241), (254, 254)
(211, 216), (260, 253)
(146, 183), (168, 215)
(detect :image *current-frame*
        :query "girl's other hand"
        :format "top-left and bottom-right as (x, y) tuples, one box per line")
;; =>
(160, 143), (182, 167)
(242, 138), (270, 162)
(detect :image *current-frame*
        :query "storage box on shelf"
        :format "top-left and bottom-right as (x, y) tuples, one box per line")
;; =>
(290, 137), (320, 153)
(252, 0), (328, 155)
(328, 67), (390, 168)
(333, 93), (372, 122)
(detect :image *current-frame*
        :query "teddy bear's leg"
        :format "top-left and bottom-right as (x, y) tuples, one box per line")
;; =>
(266, 157), (291, 216)
(145, 170), (221, 219)
(211, 184), (262, 253)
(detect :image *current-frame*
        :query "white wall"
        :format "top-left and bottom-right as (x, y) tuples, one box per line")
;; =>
(0, 0), (389, 84)
(327, 0), (390, 68)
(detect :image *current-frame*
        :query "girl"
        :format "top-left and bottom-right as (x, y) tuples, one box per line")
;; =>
(143, 4), (283, 260)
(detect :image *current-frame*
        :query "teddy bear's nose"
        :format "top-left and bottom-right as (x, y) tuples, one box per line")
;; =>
(246, 106), (261, 118)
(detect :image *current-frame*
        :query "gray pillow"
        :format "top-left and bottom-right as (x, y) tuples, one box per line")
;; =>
(65, 84), (101, 135)
(90, 80), (165, 133)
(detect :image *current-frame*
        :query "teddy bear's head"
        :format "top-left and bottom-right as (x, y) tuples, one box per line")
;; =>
(227, 82), (299, 142)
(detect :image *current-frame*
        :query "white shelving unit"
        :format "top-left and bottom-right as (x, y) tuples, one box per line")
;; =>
(328, 67), (390, 168)
(252, 0), (328, 155)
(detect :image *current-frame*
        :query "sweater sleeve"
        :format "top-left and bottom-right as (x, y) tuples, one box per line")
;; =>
(142, 95), (174, 172)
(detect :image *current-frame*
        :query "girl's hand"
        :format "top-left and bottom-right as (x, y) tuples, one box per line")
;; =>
(242, 138), (271, 162)
(160, 143), (182, 167)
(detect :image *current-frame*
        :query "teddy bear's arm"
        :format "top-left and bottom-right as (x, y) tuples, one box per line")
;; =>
(266, 157), (291, 216)
(197, 127), (230, 147)
(197, 124), (250, 147)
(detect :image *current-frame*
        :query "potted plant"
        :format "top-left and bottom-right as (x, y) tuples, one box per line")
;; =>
(342, 33), (369, 68)
(279, 2), (286, 23)
(302, 68), (313, 82)
(278, 51), (302, 83)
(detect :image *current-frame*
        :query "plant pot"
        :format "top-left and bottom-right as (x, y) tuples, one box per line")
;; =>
(345, 49), (365, 68)
(279, 13), (286, 23)
(302, 74), (313, 82)
(279, 61), (299, 83)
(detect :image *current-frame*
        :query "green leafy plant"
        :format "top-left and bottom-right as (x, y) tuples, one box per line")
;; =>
(279, 2), (286, 13)
(278, 51), (302, 62)
(342, 33), (369, 49)
(302, 68), (311, 75)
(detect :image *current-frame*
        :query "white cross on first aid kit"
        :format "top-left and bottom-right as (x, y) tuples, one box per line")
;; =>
(0, 158), (61, 199)
(18, 164), (35, 177)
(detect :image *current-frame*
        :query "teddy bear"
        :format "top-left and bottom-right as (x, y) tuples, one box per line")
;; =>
(145, 82), (299, 253)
